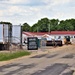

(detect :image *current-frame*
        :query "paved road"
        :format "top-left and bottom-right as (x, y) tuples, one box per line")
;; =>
(0, 45), (75, 75)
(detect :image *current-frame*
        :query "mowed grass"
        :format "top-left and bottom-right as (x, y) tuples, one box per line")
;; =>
(0, 51), (31, 61)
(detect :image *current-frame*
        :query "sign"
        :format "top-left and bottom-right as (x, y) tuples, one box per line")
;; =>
(27, 37), (38, 50)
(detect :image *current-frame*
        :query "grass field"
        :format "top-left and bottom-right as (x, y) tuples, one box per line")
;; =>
(0, 51), (31, 61)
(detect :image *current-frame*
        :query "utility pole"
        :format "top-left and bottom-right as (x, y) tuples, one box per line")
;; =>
(37, 26), (38, 33)
(48, 20), (50, 34)
(20, 24), (23, 49)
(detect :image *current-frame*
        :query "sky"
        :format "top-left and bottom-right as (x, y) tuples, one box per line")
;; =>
(0, 0), (75, 26)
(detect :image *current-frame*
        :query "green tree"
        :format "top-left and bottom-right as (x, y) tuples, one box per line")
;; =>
(38, 18), (49, 32)
(23, 18), (75, 32)
(50, 19), (59, 31)
(30, 23), (38, 32)
(31, 18), (50, 32)
(57, 20), (74, 31)
(69, 19), (75, 30)
(22, 23), (31, 32)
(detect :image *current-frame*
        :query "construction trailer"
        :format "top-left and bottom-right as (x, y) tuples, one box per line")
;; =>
(0, 24), (22, 50)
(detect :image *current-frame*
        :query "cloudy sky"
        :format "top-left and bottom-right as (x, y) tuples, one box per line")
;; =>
(0, 0), (75, 25)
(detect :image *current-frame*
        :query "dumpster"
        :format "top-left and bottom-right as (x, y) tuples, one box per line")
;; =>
(37, 39), (41, 48)
(27, 37), (38, 50)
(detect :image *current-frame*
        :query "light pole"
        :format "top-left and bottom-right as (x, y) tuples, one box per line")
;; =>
(48, 20), (51, 34)
(37, 26), (38, 33)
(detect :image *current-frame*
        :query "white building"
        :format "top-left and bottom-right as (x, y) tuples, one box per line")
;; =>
(22, 31), (75, 45)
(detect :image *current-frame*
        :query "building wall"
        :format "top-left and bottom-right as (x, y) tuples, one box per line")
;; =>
(22, 33), (75, 45)
(51, 34), (75, 39)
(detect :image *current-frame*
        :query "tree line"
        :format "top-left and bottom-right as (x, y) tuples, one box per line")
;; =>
(22, 18), (75, 32)
(0, 18), (75, 32)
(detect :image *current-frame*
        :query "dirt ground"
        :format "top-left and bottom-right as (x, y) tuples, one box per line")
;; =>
(0, 44), (75, 67)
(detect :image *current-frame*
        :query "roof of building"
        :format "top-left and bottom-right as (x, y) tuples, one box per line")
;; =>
(22, 31), (75, 36)
(51, 31), (75, 35)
